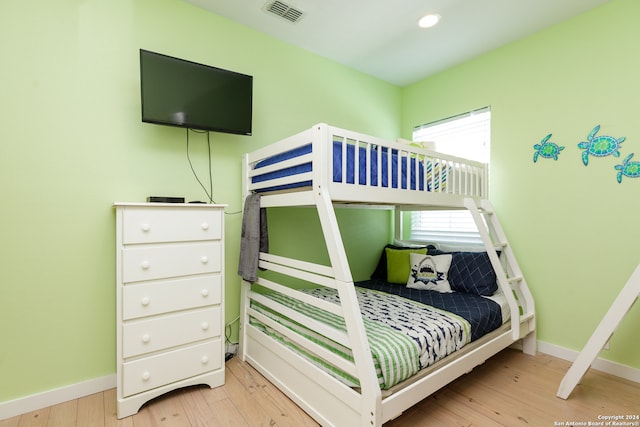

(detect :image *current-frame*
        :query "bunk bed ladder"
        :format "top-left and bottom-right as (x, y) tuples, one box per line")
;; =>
(464, 198), (536, 354)
(557, 263), (640, 399)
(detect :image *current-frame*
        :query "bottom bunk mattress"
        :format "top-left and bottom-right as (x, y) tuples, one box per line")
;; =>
(356, 279), (505, 341)
(249, 284), (505, 390)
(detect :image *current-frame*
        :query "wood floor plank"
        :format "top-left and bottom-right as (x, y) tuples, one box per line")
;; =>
(426, 388), (509, 427)
(222, 360), (284, 426)
(76, 392), (105, 427)
(233, 359), (318, 427)
(102, 389), (134, 427)
(226, 357), (318, 427)
(16, 407), (50, 427)
(0, 415), (20, 427)
(198, 381), (228, 404)
(177, 387), (218, 426)
(452, 374), (559, 425)
(142, 389), (191, 426)
(448, 349), (639, 426)
(450, 355), (585, 424)
(205, 395), (250, 427)
(127, 404), (155, 427)
(573, 369), (640, 409)
(3, 350), (638, 427)
(44, 399), (77, 427)
(197, 381), (250, 426)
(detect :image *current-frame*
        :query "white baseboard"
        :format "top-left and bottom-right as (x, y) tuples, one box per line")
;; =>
(0, 374), (116, 421)
(2, 340), (639, 421)
(537, 341), (640, 383)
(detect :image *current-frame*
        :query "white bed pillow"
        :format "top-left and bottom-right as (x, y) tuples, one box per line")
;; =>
(407, 252), (453, 293)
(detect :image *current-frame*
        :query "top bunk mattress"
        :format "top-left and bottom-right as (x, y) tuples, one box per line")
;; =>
(245, 124), (487, 202)
(251, 141), (446, 193)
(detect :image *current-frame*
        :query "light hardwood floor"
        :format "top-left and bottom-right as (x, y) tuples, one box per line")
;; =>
(2, 349), (638, 426)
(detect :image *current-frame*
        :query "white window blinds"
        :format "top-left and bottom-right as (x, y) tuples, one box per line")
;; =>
(413, 107), (491, 163)
(409, 107), (491, 247)
(410, 209), (483, 246)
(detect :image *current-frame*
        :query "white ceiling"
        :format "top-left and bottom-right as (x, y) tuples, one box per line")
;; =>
(184, 0), (611, 86)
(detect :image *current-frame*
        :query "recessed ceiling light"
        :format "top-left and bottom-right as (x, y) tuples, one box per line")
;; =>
(418, 14), (440, 29)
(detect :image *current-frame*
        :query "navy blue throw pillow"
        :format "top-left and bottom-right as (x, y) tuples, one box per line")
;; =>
(448, 252), (498, 296)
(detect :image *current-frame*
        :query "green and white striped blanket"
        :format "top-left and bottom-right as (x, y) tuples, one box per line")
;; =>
(250, 287), (471, 389)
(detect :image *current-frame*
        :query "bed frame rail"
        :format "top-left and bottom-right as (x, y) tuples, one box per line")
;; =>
(239, 230), (384, 425)
(243, 123), (488, 208)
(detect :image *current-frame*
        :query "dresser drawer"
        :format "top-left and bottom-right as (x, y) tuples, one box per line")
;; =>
(122, 306), (221, 358)
(122, 242), (221, 283)
(122, 207), (222, 244)
(122, 339), (222, 397)
(122, 275), (221, 320)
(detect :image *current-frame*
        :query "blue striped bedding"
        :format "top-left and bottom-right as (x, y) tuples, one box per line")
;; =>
(251, 141), (446, 192)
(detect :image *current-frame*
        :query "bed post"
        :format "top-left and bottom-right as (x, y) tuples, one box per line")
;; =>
(238, 280), (250, 361)
(238, 154), (250, 361)
(394, 206), (403, 242)
(312, 124), (383, 426)
(315, 189), (383, 426)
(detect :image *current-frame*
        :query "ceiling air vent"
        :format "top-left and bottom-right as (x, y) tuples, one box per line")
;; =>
(264, 0), (304, 23)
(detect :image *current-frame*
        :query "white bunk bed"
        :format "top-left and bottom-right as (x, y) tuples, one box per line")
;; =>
(239, 123), (536, 426)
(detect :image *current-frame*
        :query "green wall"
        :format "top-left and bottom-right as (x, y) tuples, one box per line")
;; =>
(0, 0), (398, 402)
(402, 0), (640, 369)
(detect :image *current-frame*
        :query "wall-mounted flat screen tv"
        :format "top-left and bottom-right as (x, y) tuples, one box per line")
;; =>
(140, 49), (253, 135)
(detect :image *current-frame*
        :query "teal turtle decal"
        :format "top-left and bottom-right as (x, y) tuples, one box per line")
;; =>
(533, 133), (564, 162)
(578, 125), (625, 166)
(615, 153), (640, 183)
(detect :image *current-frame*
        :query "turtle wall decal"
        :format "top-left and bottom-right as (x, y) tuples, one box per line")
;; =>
(615, 153), (640, 183)
(578, 124), (625, 166)
(533, 133), (564, 162)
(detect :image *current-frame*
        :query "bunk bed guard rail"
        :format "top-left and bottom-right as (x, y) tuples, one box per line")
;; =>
(244, 123), (488, 206)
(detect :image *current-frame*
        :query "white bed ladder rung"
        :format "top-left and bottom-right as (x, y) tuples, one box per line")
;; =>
(464, 198), (536, 351)
(508, 275), (523, 284)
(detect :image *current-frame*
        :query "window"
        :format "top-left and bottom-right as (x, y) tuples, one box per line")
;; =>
(409, 107), (491, 247)
(410, 209), (483, 247)
(413, 107), (491, 163)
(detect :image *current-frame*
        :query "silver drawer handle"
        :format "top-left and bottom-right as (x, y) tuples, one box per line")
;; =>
(201, 222), (209, 230)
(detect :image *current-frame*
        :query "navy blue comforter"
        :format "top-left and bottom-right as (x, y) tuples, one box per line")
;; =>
(356, 279), (503, 342)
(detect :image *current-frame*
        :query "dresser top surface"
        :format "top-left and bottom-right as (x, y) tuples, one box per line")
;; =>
(114, 202), (227, 209)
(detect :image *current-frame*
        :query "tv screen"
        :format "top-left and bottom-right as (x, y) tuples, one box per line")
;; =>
(140, 49), (253, 135)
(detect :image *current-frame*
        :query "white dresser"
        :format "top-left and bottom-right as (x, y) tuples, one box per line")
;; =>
(114, 203), (225, 418)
